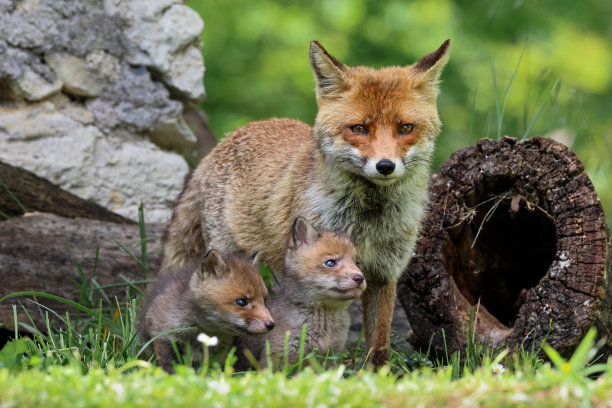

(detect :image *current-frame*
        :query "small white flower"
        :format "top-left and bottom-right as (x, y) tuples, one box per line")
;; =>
(197, 333), (219, 347)
(492, 363), (505, 375)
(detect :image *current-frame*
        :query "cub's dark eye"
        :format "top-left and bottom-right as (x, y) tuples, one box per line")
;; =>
(350, 124), (368, 135)
(398, 123), (414, 135)
(324, 259), (337, 268)
(356, 260), (361, 269)
(235, 298), (248, 307)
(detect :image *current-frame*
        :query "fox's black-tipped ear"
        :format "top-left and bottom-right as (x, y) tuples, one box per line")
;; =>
(411, 39), (450, 97)
(291, 217), (320, 248)
(250, 251), (262, 267)
(201, 249), (228, 279)
(309, 41), (347, 98)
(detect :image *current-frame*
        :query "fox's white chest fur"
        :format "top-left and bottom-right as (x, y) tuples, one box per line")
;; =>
(306, 153), (432, 285)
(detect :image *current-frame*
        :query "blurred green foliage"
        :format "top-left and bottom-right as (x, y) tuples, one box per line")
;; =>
(187, 0), (611, 224)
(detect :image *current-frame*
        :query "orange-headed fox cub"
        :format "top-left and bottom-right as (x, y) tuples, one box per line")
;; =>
(236, 217), (365, 369)
(162, 40), (450, 368)
(138, 250), (275, 373)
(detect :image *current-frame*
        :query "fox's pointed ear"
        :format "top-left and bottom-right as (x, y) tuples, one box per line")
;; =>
(309, 41), (348, 98)
(291, 217), (320, 248)
(201, 249), (228, 279)
(411, 39), (450, 98)
(250, 251), (262, 267)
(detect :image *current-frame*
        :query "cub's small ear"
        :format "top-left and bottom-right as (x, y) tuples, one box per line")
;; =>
(201, 249), (228, 279)
(291, 217), (320, 248)
(250, 251), (262, 267)
(411, 39), (450, 97)
(309, 41), (348, 99)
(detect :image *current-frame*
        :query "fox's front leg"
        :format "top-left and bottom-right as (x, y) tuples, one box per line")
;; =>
(361, 280), (397, 369)
(154, 338), (177, 374)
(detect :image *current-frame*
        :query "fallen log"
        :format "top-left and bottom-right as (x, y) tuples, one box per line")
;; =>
(0, 213), (164, 331)
(398, 136), (611, 357)
(0, 161), (132, 224)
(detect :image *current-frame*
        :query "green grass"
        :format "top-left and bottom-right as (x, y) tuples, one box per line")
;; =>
(1, 265), (610, 407)
(0, 347), (611, 407)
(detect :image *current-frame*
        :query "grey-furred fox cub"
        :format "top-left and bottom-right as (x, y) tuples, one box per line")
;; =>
(138, 250), (275, 373)
(236, 217), (365, 369)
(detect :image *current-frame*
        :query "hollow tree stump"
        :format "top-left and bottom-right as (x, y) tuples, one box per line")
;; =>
(398, 136), (611, 357)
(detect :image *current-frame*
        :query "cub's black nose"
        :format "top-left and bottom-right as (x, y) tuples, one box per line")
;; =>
(265, 320), (276, 331)
(352, 274), (365, 284)
(376, 159), (395, 175)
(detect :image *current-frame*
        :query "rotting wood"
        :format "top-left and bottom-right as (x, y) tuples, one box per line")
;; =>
(398, 136), (611, 358)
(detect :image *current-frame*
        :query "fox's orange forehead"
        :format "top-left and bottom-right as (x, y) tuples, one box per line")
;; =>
(351, 67), (418, 97)
(223, 257), (268, 298)
(317, 67), (438, 132)
(316, 233), (356, 258)
(314, 68), (438, 162)
(296, 231), (357, 272)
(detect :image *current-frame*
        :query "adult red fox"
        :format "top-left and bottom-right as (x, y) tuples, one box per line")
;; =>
(162, 40), (450, 367)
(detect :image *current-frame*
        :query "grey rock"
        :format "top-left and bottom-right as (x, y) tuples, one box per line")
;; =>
(0, 102), (189, 222)
(0, 0), (16, 13)
(45, 53), (105, 97)
(0, 0), (207, 221)
(86, 50), (122, 82)
(149, 114), (197, 150)
(8, 65), (63, 101)
(87, 66), (183, 133)
(164, 44), (206, 100)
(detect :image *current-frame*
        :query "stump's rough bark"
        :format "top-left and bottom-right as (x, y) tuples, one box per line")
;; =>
(0, 213), (164, 331)
(398, 136), (610, 357)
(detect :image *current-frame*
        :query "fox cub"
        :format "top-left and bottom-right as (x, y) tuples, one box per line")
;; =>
(236, 217), (365, 369)
(162, 40), (450, 367)
(138, 250), (275, 373)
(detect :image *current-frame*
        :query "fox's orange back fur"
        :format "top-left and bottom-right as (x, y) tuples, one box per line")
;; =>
(162, 40), (450, 367)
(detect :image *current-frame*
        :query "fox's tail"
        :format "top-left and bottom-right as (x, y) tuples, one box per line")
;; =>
(160, 171), (206, 274)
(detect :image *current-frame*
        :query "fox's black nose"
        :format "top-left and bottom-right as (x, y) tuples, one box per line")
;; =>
(352, 274), (365, 284)
(265, 320), (275, 331)
(376, 159), (395, 175)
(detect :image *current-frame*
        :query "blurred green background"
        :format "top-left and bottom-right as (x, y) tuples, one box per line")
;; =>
(187, 0), (611, 225)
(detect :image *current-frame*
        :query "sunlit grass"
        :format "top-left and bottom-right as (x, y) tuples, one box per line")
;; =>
(0, 336), (611, 408)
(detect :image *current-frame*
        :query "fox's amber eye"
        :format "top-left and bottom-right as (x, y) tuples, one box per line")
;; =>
(235, 298), (248, 307)
(324, 259), (337, 268)
(350, 124), (368, 135)
(398, 123), (414, 135)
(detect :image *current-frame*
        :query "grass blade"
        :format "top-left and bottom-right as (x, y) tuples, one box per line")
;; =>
(0, 179), (28, 213)
(0, 291), (117, 329)
(468, 86), (478, 143)
(489, 53), (502, 140)
(522, 78), (560, 139)
(138, 202), (148, 278)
